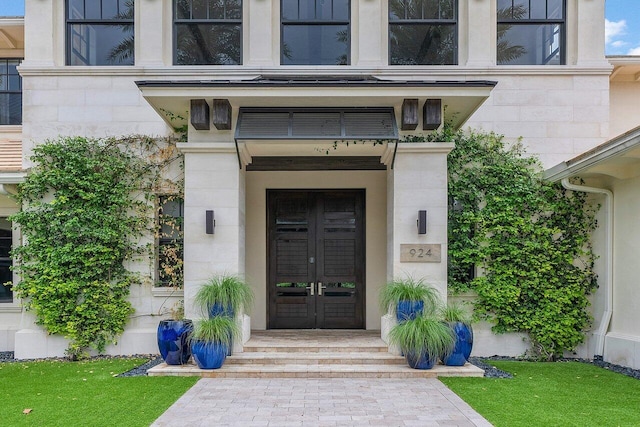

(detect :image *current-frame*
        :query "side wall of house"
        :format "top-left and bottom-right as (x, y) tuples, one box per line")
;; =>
(610, 79), (640, 138)
(605, 174), (640, 369)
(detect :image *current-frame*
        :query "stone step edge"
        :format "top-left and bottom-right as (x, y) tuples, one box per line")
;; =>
(147, 363), (484, 378)
(227, 359), (406, 365)
(230, 351), (402, 359)
(227, 353), (404, 365)
(242, 346), (389, 353)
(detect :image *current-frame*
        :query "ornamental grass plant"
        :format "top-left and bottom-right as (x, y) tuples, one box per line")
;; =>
(379, 277), (443, 316)
(189, 316), (239, 348)
(442, 301), (472, 325)
(388, 314), (456, 364)
(194, 274), (254, 317)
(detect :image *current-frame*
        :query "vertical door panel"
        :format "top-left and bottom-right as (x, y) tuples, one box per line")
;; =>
(268, 192), (316, 328)
(316, 191), (364, 329)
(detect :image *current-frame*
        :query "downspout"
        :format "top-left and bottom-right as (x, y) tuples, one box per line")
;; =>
(561, 178), (613, 359)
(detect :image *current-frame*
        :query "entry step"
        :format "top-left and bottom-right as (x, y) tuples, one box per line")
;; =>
(147, 362), (484, 378)
(226, 351), (406, 365)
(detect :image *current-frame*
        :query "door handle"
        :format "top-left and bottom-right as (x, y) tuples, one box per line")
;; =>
(318, 282), (327, 296)
(306, 283), (315, 296)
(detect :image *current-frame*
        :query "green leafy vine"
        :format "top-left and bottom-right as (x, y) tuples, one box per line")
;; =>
(11, 135), (184, 359)
(439, 128), (598, 360)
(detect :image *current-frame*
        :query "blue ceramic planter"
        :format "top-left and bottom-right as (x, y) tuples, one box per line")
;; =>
(157, 319), (193, 365)
(405, 351), (437, 369)
(208, 304), (235, 356)
(191, 341), (228, 369)
(396, 300), (424, 322)
(209, 303), (234, 318)
(443, 322), (473, 366)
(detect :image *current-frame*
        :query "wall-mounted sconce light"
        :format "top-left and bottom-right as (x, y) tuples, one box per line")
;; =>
(206, 210), (215, 234)
(417, 210), (427, 234)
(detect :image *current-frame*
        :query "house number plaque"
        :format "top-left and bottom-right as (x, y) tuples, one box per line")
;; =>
(400, 244), (442, 263)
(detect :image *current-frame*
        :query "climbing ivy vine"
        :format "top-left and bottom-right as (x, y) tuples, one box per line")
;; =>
(432, 129), (598, 360)
(11, 135), (183, 359)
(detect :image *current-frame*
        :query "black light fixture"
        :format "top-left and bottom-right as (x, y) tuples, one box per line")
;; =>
(206, 210), (215, 234)
(417, 210), (427, 234)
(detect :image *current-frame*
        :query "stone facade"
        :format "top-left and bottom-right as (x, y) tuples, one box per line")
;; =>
(1, 0), (630, 361)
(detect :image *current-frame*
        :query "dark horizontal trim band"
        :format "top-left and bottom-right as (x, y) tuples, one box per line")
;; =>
(389, 19), (457, 24)
(174, 19), (242, 23)
(136, 78), (497, 88)
(246, 156), (387, 171)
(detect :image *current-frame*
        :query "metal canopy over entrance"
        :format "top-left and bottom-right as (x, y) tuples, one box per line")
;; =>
(235, 107), (398, 141)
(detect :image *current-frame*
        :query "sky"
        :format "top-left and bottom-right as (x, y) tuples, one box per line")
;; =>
(0, 0), (639, 56)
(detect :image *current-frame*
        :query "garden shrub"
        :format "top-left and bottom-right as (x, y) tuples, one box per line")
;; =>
(11, 135), (182, 359)
(434, 129), (598, 360)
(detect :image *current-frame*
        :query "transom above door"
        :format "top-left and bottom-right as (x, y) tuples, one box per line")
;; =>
(268, 190), (365, 329)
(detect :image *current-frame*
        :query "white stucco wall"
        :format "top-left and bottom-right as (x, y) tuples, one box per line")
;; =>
(610, 80), (640, 138)
(466, 73), (610, 167)
(604, 174), (640, 368)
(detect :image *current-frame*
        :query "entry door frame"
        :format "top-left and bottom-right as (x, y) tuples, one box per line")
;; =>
(266, 189), (366, 329)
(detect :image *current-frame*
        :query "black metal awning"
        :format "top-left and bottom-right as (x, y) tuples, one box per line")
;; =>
(235, 107), (398, 141)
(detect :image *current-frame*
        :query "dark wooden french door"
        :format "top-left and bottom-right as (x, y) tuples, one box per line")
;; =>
(268, 190), (365, 329)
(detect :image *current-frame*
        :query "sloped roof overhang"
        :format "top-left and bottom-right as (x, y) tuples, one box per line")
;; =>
(545, 125), (640, 182)
(0, 17), (24, 53)
(136, 76), (496, 131)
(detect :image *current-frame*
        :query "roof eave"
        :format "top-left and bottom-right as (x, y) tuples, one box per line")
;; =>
(544, 125), (640, 182)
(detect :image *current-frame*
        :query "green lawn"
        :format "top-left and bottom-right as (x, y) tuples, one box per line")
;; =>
(0, 358), (198, 426)
(441, 361), (640, 427)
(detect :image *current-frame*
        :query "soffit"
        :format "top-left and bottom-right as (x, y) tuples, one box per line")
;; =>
(0, 19), (24, 51)
(136, 77), (496, 132)
(608, 56), (640, 82)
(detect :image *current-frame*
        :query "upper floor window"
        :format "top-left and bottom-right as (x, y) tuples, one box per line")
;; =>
(0, 218), (12, 303)
(157, 196), (184, 287)
(389, 0), (457, 65)
(497, 0), (564, 65)
(174, 0), (242, 65)
(281, 0), (350, 65)
(66, 0), (135, 65)
(0, 59), (22, 125)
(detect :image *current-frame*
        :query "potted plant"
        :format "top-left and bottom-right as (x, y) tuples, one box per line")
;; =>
(157, 300), (193, 365)
(194, 274), (254, 319)
(388, 313), (456, 369)
(189, 316), (239, 369)
(441, 302), (474, 366)
(380, 278), (442, 322)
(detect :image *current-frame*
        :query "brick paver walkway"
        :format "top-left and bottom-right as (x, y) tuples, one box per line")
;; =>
(151, 378), (492, 427)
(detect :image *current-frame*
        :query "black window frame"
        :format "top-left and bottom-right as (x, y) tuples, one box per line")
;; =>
(157, 196), (184, 288)
(173, 0), (243, 65)
(388, 0), (458, 66)
(65, 0), (135, 66)
(497, 0), (566, 65)
(280, 0), (351, 66)
(0, 58), (22, 126)
(0, 217), (13, 303)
